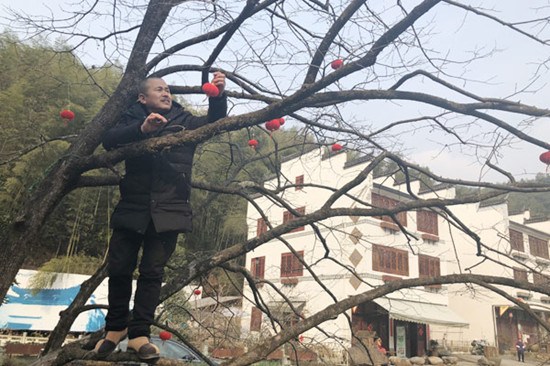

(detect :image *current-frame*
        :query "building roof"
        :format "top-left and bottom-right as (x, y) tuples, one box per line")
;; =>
(525, 215), (550, 224)
(509, 220), (550, 240)
(373, 298), (468, 327)
(478, 194), (508, 208)
(372, 183), (411, 200)
(190, 296), (241, 310)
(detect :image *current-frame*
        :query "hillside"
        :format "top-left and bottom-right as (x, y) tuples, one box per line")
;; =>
(507, 174), (550, 218)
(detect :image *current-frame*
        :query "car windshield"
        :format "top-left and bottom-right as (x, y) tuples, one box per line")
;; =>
(155, 339), (196, 360)
(118, 337), (213, 364)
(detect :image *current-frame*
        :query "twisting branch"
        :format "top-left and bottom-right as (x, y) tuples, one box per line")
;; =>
(444, 0), (550, 46)
(201, 0), (262, 84)
(0, 135), (78, 166)
(302, 0), (366, 85)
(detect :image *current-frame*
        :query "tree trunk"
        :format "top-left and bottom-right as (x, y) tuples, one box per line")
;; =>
(0, 0), (174, 306)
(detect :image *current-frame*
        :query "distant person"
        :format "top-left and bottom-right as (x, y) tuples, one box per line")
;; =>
(516, 338), (526, 362)
(94, 73), (227, 361)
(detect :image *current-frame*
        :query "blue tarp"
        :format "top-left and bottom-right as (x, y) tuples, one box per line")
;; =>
(0, 269), (107, 332)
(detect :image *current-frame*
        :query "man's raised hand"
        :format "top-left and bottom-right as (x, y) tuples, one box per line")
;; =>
(141, 113), (168, 133)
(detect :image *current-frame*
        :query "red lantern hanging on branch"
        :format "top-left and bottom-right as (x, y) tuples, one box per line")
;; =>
(331, 59), (344, 70)
(202, 82), (219, 97)
(193, 288), (202, 296)
(540, 151), (550, 165)
(159, 330), (172, 341)
(248, 139), (259, 149)
(265, 119), (281, 132)
(331, 143), (343, 152)
(60, 109), (75, 122)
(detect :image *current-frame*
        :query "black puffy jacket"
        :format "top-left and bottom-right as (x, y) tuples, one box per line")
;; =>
(102, 95), (227, 234)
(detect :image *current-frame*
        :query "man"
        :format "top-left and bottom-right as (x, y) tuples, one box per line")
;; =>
(95, 72), (227, 360)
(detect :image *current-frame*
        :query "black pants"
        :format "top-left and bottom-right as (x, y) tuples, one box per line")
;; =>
(104, 223), (177, 339)
(517, 350), (525, 362)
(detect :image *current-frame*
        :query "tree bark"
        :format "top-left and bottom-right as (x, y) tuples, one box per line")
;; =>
(0, 0), (175, 304)
(30, 337), (197, 366)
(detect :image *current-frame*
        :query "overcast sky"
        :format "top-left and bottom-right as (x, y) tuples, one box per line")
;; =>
(0, 0), (549, 183)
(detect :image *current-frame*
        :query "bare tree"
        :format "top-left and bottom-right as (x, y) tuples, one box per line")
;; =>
(2, 0), (550, 365)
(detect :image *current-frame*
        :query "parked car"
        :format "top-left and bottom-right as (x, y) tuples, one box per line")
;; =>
(118, 335), (218, 364)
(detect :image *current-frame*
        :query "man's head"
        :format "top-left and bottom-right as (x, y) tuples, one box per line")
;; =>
(138, 77), (172, 113)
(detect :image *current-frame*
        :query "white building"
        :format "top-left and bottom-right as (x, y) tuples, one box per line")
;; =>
(240, 147), (550, 357)
(442, 207), (550, 353)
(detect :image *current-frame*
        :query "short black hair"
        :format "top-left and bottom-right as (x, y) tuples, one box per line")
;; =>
(138, 77), (164, 95)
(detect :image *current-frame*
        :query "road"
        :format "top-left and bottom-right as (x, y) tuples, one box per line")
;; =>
(456, 353), (546, 366)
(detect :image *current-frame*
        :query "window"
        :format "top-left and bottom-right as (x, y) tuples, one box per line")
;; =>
(418, 254), (441, 278)
(417, 210), (438, 236)
(282, 207), (306, 232)
(418, 254), (441, 290)
(272, 302), (304, 330)
(281, 251), (304, 277)
(280, 310), (302, 329)
(372, 244), (409, 276)
(529, 236), (549, 259)
(257, 218), (268, 237)
(371, 193), (407, 227)
(513, 268), (528, 282)
(534, 272), (547, 286)
(509, 229), (524, 252)
(295, 175), (304, 190)
(251, 256), (265, 279)
(250, 307), (262, 332)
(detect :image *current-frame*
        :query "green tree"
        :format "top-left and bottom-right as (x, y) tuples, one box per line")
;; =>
(0, 33), (121, 267)
(508, 174), (550, 217)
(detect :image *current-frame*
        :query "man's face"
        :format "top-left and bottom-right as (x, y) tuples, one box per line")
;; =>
(138, 78), (172, 113)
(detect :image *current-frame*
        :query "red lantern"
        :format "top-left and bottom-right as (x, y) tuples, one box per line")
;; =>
(540, 151), (550, 165)
(298, 335), (304, 343)
(248, 139), (259, 149)
(159, 330), (172, 341)
(201, 83), (219, 97)
(331, 143), (343, 152)
(278, 117), (285, 126)
(193, 288), (201, 296)
(331, 59), (343, 70)
(265, 119), (281, 132)
(60, 109), (75, 121)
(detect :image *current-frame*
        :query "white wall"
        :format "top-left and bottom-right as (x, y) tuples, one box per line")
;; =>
(242, 148), (550, 351)
(242, 149), (460, 347)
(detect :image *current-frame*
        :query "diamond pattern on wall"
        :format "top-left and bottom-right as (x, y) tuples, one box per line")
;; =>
(349, 227), (363, 244)
(349, 249), (363, 267)
(349, 215), (359, 224)
(349, 274), (362, 290)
